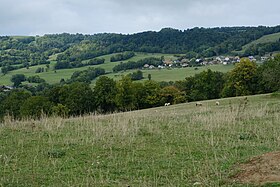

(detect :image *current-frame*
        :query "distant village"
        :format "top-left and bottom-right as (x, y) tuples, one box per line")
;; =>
(143, 55), (272, 69)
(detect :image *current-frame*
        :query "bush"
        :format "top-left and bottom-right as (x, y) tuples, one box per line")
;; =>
(20, 96), (53, 119)
(130, 70), (144, 81)
(27, 75), (46, 83)
(87, 58), (105, 65)
(110, 52), (135, 62)
(271, 91), (280, 98)
(52, 104), (70, 117)
(11, 74), (26, 87)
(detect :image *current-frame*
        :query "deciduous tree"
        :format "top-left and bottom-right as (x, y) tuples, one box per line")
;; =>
(93, 76), (117, 113)
(222, 58), (258, 97)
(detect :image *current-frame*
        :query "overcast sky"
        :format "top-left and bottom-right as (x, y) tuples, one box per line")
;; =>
(1, 0), (280, 36)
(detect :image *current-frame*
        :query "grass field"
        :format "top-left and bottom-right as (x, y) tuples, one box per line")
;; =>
(1, 93), (280, 186)
(239, 32), (280, 53)
(104, 64), (234, 83)
(0, 52), (233, 85)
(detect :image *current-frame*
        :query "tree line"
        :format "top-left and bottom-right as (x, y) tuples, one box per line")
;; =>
(54, 57), (105, 69)
(243, 39), (280, 56)
(110, 52), (135, 62)
(0, 55), (279, 121)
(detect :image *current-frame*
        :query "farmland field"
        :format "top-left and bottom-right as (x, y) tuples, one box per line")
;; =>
(0, 52), (233, 85)
(1, 93), (280, 186)
(104, 64), (234, 83)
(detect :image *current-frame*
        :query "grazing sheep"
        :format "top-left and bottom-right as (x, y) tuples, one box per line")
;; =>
(195, 102), (202, 106)
(215, 101), (220, 106)
(164, 102), (170, 106)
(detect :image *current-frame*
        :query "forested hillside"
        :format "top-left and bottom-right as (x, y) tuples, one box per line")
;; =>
(1, 26), (280, 74)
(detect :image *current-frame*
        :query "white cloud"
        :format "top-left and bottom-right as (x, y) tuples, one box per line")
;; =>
(0, 0), (279, 35)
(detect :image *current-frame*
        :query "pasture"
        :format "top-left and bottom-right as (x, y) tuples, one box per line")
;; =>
(0, 53), (177, 85)
(105, 64), (234, 83)
(0, 52), (233, 85)
(1, 93), (280, 186)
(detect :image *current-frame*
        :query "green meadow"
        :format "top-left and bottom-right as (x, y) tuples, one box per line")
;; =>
(105, 64), (234, 83)
(0, 52), (233, 85)
(0, 93), (280, 186)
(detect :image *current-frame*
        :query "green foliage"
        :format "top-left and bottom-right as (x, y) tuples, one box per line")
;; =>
(116, 76), (137, 111)
(11, 74), (26, 87)
(20, 96), (53, 119)
(45, 85), (63, 104)
(182, 69), (225, 101)
(27, 75), (46, 83)
(270, 91), (280, 98)
(54, 59), (84, 69)
(110, 51), (135, 62)
(47, 149), (66, 158)
(159, 86), (186, 104)
(112, 57), (162, 72)
(87, 58), (105, 65)
(222, 59), (258, 97)
(1, 65), (19, 74)
(0, 93), (8, 120)
(93, 76), (117, 113)
(243, 41), (280, 56)
(58, 82), (95, 115)
(258, 55), (280, 92)
(131, 82), (147, 109)
(69, 67), (105, 83)
(35, 67), (45, 73)
(1, 26), (280, 77)
(241, 32), (280, 55)
(141, 80), (162, 108)
(1, 90), (31, 119)
(52, 104), (70, 117)
(129, 70), (144, 80)
(0, 53), (279, 120)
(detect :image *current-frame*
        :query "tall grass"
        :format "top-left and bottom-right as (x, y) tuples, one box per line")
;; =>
(0, 94), (279, 186)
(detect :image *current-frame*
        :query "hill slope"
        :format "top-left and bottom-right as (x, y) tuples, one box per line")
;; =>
(245, 32), (280, 46)
(241, 32), (280, 51)
(1, 93), (280, 186)
(0, 52), (234, 85)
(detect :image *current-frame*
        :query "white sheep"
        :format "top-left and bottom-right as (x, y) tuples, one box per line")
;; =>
(164, 103), (170, 106)
(215, 101), (220, 106)
(195, 102), (202, 106)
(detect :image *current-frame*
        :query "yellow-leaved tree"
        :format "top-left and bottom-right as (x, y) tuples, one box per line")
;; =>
(222, 58), (258, 97)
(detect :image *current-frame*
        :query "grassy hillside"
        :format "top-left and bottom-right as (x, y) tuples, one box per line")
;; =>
(0, 52), (233, 85)
(241, 32), (280, 52)
(104, 64), (234, 83)
(1, 93), (280, 186)
(0, 53), (174, 85)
